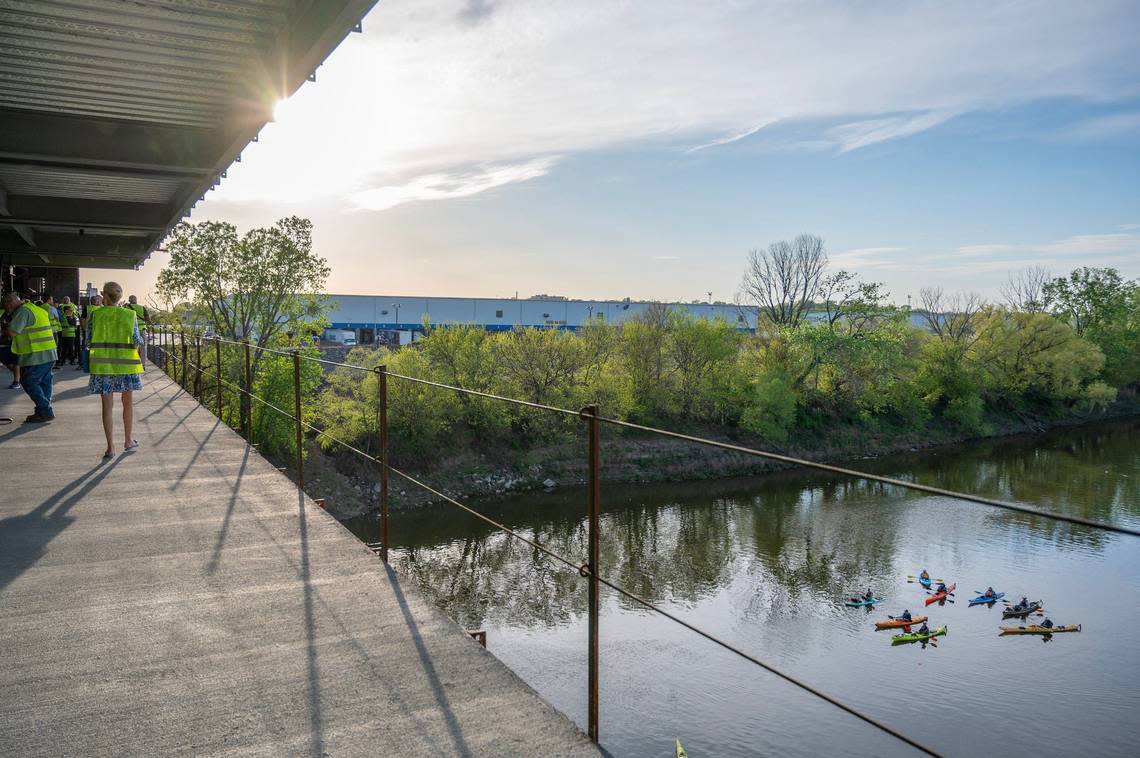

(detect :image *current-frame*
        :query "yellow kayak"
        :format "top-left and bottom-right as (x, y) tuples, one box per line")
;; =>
(1000, 624), (1081, 635)
(676, 738), (688, 757)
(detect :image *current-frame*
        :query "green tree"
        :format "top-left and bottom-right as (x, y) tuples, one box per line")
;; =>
(1044, 267), (1140, 386)
(156, 217), (330, 354)
(496, 328), (586, 406)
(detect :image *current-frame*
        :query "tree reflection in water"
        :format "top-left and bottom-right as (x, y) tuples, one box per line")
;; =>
(346, 418), (1140, 631)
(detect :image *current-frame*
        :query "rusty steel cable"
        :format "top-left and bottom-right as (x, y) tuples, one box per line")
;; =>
(164, 337), (946, 754)
(170, 333), (1139, 538)
(593, 416), (1140, 539)
(382, 462), (941, 756)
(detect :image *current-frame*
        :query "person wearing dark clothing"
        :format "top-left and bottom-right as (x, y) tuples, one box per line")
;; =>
(1, 302), (20, 389)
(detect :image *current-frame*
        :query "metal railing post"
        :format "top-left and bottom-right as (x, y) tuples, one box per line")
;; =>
(194, 336), (202, 397)
(180, 333), (188, 387)
(377, 365), (390, 563)
(242, 339), (252, 441)
(293, 350), (304, 489)
(161, 328), (168, 373)
(214, 337), (222, 417)
(581, 402), (602, 743)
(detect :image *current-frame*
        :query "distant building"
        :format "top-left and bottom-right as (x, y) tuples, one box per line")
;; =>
(326, 294), (756, 345)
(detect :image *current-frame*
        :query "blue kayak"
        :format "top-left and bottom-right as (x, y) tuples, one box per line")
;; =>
(845, 597), (883, 607)
(969, 591), (1005, 606)
(918, 576), (932, 589)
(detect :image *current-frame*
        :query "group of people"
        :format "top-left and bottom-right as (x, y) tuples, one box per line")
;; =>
(1, 283), (149, 456)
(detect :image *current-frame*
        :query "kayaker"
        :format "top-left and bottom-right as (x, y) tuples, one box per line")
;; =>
(917, 621), (930, 634)
(1017, 596), (1029, 609)
(936, 582), (948, 594)
(1040, 618), (1054, 629)
(919, 570), (930, 581)
(863, 589), (874, 601)
(984, 586), (996, 598)
(899, 609), (912, 622)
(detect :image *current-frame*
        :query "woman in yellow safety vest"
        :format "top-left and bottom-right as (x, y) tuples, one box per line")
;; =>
(88, 281), (144, 458)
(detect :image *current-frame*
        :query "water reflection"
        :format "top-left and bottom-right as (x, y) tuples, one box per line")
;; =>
(348, 419), (1140, 632)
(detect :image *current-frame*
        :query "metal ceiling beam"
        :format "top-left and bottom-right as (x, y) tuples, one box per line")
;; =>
(0, 182), (34, 246)
(0, 108), (224, 174)
(0, 251), (139, 268)
(0, 0), (379, 272)
(0, 228), (148, 256)
(1, 194), (172, 231)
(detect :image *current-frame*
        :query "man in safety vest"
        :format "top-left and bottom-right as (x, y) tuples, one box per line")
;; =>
(80, 294), (103, 373)
(2, 290), (58, 422)
(127, 295), (148, 366)
(40, 294), (63, 370)
(58, 296), (80, 366)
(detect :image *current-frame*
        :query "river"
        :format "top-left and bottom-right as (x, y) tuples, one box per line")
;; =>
(345, 418), (1140, 757)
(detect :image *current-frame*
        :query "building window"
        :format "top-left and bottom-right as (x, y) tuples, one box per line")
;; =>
(495, 309), (503, 318)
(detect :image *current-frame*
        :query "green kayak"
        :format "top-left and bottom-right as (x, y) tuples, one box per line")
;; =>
(892, 625), (947, 644)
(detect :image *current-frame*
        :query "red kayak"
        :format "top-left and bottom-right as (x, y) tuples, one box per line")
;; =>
(925, 582), (955, 606)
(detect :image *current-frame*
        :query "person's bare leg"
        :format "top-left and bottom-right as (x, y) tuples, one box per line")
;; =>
(101, 394), (115, 456)
(122, 390), (134, 446)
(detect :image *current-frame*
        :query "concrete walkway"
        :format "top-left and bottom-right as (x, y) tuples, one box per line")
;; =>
(0, 366), (600, 757)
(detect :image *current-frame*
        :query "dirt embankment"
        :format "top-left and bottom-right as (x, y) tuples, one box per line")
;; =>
(291, 398), (1140, 521)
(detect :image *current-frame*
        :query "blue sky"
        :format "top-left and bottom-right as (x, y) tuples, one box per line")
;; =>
(97, 0), (1140, 305)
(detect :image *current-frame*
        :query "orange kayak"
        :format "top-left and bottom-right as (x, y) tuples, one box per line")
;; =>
(875, 615), (928, 629)
(925, 583), (956, 606)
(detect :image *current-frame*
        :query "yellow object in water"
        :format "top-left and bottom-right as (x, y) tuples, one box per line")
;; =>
(675, 737), (688, 757)
(1000, 624), (1081, 635)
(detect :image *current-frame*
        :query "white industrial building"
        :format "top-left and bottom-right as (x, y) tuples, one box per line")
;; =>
(326, 294), (756, 345)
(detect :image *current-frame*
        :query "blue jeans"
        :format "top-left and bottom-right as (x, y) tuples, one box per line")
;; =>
(19, 360), (54, 418)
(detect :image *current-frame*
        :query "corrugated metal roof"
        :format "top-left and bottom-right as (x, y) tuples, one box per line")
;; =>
(0, 0), (377, 270)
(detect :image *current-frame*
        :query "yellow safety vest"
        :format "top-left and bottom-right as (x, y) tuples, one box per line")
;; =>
(128, 302), (147, 325)
(60, 303), (78, 337)
(89, 306), (143, 375)
(12, 303), (55, 356)
(43, 305), (61, 334)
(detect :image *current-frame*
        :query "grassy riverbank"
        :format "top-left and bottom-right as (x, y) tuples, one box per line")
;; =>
(298, 396), (1139, 519)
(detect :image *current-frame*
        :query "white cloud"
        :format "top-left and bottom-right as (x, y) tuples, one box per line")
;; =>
(351, 157), (557, 211)
(942, 233), (1140, 271)
(209, 0), (1140, 208)
(830, 247), (907, 269)
(828, 111), (958, 152)
(1056, 111), (1140, 141)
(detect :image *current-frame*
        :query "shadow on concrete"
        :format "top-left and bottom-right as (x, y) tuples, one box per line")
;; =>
(387, 561), (474, 757)
(170, 418), (222, 490)
(0, 458), (124, 593)
(296, 488), (326, 758)
(205, 443), (249, 575)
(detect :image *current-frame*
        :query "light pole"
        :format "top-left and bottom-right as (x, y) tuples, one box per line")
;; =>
(391, 302), (400, 327)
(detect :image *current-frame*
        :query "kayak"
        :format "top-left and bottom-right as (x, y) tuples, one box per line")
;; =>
(969, 591), (1005, 606)
(892, 625), (947, 644)
(918, 575), (932, 589)
(925, 583), (956, 606)
(875, 615), (928, 629)
(845, 597), (883, 607)
(1002, 601), (1043, 618)
(676, 738), (688, 758)
(1000, 624), (1081, 635)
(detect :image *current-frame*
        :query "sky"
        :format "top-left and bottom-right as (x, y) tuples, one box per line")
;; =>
(86, 0), (1140, 306)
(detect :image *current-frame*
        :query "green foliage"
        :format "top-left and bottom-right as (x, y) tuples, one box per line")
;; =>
(250, 347), (323, 459)
(310, 267), (1133, 467)
(1044, 267), (1140, 386)
(740, 370), (798, 441)
(1081, 381), (1118, 414)
(156, 217), (331, 351)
